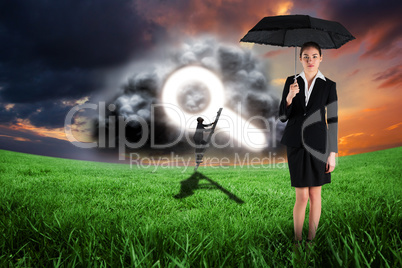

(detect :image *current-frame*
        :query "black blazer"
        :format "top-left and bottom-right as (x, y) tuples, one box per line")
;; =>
(279, 75), (338, 154)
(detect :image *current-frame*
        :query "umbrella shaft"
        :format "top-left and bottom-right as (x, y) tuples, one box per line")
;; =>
(294, 47), (297, 80)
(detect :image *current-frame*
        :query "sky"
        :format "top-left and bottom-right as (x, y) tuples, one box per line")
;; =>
(0, 0), (401, 162)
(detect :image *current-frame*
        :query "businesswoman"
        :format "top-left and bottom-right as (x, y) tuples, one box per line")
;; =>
(278, 42), (338, 244)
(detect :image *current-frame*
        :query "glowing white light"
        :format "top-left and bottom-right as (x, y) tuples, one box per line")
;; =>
(162, 66), (224, 126)
(161, 65), (267, 151)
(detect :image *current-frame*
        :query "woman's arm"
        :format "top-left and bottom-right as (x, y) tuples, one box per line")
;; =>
(325, 82), (338, 173)
(203, 122), (214, 128)
(327, 82), (338, 154)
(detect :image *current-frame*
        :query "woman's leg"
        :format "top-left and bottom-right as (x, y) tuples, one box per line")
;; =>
(294, 187), (309, 241)
(308, 186), (322, 240)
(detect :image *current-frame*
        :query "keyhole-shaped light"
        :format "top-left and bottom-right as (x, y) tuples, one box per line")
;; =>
(161, 66), (267, 151)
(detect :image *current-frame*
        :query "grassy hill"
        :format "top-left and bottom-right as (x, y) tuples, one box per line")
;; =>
(0, 147), (401, 267)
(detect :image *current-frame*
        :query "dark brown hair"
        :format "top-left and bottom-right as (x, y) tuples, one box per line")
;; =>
(300, 42), (322, 57)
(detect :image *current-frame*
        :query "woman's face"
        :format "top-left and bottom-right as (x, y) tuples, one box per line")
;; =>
(299, 47), (322, 74)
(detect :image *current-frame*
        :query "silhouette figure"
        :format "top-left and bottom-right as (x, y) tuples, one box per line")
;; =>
(193, 117), (215, 163)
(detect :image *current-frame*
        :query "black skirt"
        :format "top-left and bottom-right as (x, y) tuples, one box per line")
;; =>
(286, 146), (331, 187)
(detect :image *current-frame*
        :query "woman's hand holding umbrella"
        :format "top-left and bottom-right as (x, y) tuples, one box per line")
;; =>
(286, 81), (299, 107)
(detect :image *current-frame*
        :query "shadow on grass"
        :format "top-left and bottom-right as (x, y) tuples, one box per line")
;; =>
(173, 172), (244, 204)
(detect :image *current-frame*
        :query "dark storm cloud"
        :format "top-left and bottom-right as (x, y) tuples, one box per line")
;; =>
(136, 0), (286, 41)
(0, 0), (162, 68)
(0, 105), (17, 125)
(0, 0), (166, 127)
(0, 100), (83, 128)
(27, 101), (79, 129)
(0, 63), (102, 103)
(313, 0), (402, 59)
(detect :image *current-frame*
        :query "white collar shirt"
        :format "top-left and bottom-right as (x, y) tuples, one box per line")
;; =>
(299, 70), (326, 106)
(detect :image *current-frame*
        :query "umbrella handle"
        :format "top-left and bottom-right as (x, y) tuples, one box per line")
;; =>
(294, 47), (300, 82)
(294, 47), (297, 81)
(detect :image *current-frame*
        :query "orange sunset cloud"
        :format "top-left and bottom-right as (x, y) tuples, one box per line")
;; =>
(386, 123), (402, 131)
(8, 118), (93, 143)
(338, 100), (402, 156)
(0, 134), (36, 143)
(374, 65), (402, 89)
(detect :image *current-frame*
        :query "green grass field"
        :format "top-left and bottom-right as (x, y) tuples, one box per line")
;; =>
(0, 147), (401, 267)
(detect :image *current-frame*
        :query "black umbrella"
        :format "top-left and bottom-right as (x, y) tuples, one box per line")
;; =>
(240, 14), (355, 78)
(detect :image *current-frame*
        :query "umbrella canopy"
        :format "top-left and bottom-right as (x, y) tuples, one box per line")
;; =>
(240, 14), (355, 49)
(240, 14), (355, 77)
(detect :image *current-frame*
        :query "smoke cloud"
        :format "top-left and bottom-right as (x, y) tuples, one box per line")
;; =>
(94, 37), (281, 154)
